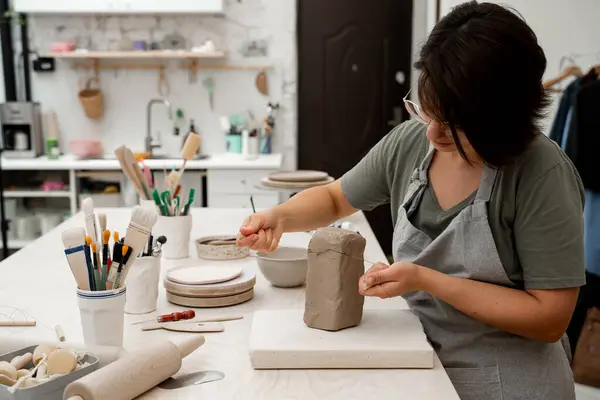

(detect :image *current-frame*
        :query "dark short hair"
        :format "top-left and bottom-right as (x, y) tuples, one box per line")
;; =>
(415, 1), (549, 167)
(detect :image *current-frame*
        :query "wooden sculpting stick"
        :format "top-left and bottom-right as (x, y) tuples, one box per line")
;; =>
(64, 336), (205, 400)
(0, 321), (36, 327)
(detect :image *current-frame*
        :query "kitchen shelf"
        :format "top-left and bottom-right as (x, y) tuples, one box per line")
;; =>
(4, 190), (71, 198)
(47, 51), (226, 59)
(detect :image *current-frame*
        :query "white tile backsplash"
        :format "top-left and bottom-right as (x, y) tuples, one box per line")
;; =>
(21, 0), (297, 169)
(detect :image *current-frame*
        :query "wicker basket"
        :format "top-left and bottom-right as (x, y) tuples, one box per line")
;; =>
(78, 77), (104, 119)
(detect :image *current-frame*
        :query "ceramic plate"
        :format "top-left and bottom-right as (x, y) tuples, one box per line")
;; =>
(260, 176), (334, 189)
(166, 288), (254, 308)
(268, 170), (329, 183)
(164, 270), (256, 298)
(166, 265), (243, 285)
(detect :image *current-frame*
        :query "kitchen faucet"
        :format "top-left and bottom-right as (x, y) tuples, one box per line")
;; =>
(146, 99), (172, 156)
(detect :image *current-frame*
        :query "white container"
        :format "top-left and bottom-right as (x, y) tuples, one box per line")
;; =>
(155, 214), (192, 259)
(124, 256), (161, 314)
(77, 287), (126, 347)
(246, 135), (259, 160)
(39, 213), (63, 234)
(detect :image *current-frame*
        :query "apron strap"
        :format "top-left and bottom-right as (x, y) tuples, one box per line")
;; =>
(474, 165), (498, 203)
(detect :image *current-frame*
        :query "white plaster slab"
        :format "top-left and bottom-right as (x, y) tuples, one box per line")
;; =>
(249, 309), (434, 369)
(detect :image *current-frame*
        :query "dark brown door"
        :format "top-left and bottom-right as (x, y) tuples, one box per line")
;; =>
(298, 0), (413, 257)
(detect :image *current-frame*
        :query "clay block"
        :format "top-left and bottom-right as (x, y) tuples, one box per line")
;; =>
(304, 227), (366, 331)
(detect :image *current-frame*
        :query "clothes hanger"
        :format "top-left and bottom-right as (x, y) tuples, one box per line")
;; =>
(543, 64), (583, 91)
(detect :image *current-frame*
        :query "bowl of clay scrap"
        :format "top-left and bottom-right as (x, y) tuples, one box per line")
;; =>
(256, 246), (308, 288)
(195, 235), (249, 260)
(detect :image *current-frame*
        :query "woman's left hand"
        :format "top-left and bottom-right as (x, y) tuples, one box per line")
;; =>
(359, 261), (423, 299)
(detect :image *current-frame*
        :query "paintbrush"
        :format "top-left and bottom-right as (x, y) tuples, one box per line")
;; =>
(84, 236), (95, 290)
(91, 243), (101, 291)
(106, 243), (123, 290)
(122, 206), (158, 274)
(113, 246), (131, 289)
(102, 230), (110, 288)
(62, 227), (91, 290)
(82, 198), (99, 244)
(98, 213), (107, 242)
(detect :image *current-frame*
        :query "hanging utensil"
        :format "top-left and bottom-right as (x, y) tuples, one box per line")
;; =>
(255, 70), (269, 96)
(203, 77), (215, 111)
(158, 370), (225, 389)
(158, 66), (170, 97)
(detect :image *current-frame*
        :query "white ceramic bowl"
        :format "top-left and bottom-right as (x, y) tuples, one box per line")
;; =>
(195, 235), (249, 260)
(256, 246), (308, 288)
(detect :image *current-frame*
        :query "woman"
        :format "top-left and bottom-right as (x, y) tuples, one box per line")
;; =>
(238, 2), (585, 399)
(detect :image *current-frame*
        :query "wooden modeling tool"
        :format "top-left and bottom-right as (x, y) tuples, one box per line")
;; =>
(114, 146), (145, 198)
(179, 132), (201, 177)
(82, 198), (99, 244)
(0, 321), (36, 327)
(141, 321), (224, 333)
(64, 336), (206, 400)
(62, 227), (91, 290)
(55, 325), (66, 342)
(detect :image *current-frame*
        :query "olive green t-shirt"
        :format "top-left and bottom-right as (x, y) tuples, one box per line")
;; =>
(341, 120), (586, 290)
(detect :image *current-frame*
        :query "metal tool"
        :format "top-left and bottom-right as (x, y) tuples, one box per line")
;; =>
(132, 309), (195, 325)
(322, 248), (377, 266)
(152, 235), (167, 257)
(159, 370), (225, 389)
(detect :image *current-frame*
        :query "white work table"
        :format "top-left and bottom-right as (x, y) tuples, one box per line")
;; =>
(0, 208), (459, 400)
(1, 153), (283, 171)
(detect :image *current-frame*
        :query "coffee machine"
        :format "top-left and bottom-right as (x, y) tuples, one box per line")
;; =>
(0, 102), (43, 158)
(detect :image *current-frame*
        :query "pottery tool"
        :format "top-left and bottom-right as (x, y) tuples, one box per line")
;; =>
(249, 309), (435, 369)
(152, 236), (167, 257)
(250, 195), (256, 213)
(55, 325), (66, 342)
(62, 227), (91, 290)
(141, 321), (224, 333)
(158, 370), (225, 389)
(179, 132), (201, 178)
(91, 243), (101, 290)
(0, 321), (36, 327)
(166, 170), (181, 193)
(64, 336), (205, 400)
(164, 270), (256, 298)
(322, 248), (377, 266)
(268, 170), (329, 183)
(255, 70), (269, 96)
(167, 265), (242, 285)
(182, 188), (195, 216)
(98, 213), (107, 239)
(121, 205), (158, 278)
(82, 198), (99, 243)
(166, 288), (254, 308)
(114, 145), (145, 198)
(132, 310), (195, 326)
(134, 315), (242, 326)
(152, 188), (167, 216)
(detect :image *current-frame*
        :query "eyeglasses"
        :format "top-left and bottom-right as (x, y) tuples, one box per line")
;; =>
(403, 85), (430, 125)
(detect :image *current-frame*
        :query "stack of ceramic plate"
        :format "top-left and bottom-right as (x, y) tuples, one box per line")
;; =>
(164, 264), (256, 308)
(260, 170), (334, 189)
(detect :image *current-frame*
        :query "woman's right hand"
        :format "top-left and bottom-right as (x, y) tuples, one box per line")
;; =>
(236, 210), (284, 252)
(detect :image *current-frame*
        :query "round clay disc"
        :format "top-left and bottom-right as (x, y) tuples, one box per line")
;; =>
(164, 269), (256, 298)
(166, 288), (254, 308)
(260, 176), (334, 189)
(167, 265), (242, 285)
(268, 170), (329, 183)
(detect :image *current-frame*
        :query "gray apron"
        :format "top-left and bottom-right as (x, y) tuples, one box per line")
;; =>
(393, 148), (575, 400)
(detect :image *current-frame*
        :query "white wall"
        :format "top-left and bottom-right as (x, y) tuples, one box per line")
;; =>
(439, 0), (600, 132)
(23, 0), (297, 168)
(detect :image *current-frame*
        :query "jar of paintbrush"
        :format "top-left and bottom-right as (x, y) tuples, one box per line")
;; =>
(153, 186), (194, 259)
(63, 199), (158, 346)
(125, 236), (167, 314)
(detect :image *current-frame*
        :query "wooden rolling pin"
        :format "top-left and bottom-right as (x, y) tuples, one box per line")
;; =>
(64, 336), (205, 400)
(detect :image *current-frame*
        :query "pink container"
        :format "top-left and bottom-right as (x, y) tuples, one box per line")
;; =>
(68, 139), (103, 159)
(50, 42), (76, 52)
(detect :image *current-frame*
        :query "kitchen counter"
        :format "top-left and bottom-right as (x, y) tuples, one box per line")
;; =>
(1, 153), (283, 171)
(0, 208), (459, 400)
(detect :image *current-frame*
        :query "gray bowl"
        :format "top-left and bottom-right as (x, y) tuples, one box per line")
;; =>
(256, 246), (308, 288)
